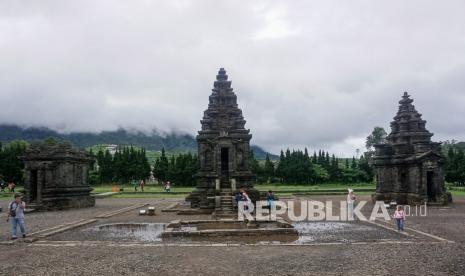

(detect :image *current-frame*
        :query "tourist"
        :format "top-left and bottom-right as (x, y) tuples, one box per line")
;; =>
(6, 194), (27, 240)
(234, 191), (243, 207)
(8, 182), (16, 193)
(393, 205), (406, 231)
(132, 179), (138, 191)
(266, 190), (275, 209)
(165, 181), (171, 192)
(347, 188), (356, 220)
(0, 177), (5, 192)
(240, 188), (252, 210)
(140, 179), (145, 192)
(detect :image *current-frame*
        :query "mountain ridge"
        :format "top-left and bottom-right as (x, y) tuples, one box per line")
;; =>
(0, 124), (278, 160)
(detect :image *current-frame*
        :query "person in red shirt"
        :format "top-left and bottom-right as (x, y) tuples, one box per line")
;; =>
(140, 180), (145, 192)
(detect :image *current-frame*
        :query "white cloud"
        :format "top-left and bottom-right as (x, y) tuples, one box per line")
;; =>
(1, 0), (465, 155)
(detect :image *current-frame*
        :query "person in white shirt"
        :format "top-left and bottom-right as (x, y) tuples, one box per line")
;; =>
(347, 188), (356, 220)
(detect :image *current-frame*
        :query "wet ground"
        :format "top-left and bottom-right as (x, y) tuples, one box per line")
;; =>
(47, 219), (414, 245)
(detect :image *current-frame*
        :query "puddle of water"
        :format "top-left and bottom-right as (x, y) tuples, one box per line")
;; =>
(177, 221), (282, 232)
(88, 223), (166, 242)
(293, 222), (375, 244)
(180, 226), (198, 232)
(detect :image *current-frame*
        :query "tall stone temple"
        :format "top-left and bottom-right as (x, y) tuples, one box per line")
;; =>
(20, 141), (96, 210)
(187, 68), (258, 213)
(372, 92), (451, 205)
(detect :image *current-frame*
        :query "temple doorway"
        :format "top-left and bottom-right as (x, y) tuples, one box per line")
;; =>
(221, 147), (229, 175)
(30, 170), (38, 203)
(427, 171), (435, 201)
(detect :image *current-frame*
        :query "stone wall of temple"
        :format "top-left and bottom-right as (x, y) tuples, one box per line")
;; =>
(21, 141), (95, 210)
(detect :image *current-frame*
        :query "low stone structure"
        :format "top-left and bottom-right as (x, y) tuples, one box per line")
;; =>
(372, 92), (451, 205)
(20, 141), (95, 210)
(187, 68), (258, 213)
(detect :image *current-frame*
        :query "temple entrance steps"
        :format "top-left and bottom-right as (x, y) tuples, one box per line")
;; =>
(215, 187), (235, 218)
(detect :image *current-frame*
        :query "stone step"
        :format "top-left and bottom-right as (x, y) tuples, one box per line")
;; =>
(216, 212), (234, 215)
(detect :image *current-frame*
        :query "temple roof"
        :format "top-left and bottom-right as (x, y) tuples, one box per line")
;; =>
(387, 92), (433, 144)
(20, 140), (94, 161)
(199, 68), (248, 133)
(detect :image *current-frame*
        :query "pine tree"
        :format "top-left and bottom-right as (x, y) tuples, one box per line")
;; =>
(264, 154), (275, 182)
(351, 157), (357, 169)
(154, 147), (169, 182)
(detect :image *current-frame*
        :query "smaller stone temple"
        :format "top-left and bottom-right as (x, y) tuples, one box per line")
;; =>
(20, 140), (95, 210)
(372, 92), (452, 205)
(187, 68), (258, 214)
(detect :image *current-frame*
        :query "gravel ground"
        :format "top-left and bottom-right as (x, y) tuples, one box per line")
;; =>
(1, 242), (464, 275)
(1, 195), (464, 275)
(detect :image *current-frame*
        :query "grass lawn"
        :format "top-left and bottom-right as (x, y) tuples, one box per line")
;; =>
(91, 183), (375, 195)
(5, 183), (463, 199)
(451, 190), (465, 197)
(91, 185), (194, 194)
(255, 183), (374, 192)
(88, 183), (376, 199)
(112, 193), (185, 199)
(0, 192), (15, 199)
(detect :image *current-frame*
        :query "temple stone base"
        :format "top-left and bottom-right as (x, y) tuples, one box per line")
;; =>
(38, 195), (96, 210)
(372, 192), (452, 206)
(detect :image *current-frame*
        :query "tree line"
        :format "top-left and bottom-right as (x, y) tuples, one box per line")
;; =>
(2, 137), (465, 187)
(445, 145), (465, 186)
(93, 146), (151, 184)
(251, 149), (374, 184)
(0, 141), (28, 184)
(152, 148), (199, 186)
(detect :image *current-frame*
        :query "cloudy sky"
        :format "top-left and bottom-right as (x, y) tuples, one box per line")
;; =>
(1, 0), (465, 156)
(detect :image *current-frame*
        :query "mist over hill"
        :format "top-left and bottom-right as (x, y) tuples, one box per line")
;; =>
(0, 124), (278, 160)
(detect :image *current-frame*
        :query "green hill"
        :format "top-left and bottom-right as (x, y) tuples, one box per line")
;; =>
(0, 124), (278, 160)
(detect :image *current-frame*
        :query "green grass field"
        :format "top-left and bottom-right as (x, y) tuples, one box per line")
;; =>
(2, 183), (464, 199)
(91, 182), (375, 194)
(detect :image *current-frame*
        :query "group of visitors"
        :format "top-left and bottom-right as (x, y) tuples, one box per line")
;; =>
(0, 179), (16, 193)
(234, 189), (275, 210)
(132, 179), (145, 191)
(129, 179), (172, 192)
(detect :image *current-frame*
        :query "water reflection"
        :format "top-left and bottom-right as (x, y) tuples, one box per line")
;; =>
(89, 223), (166, 242)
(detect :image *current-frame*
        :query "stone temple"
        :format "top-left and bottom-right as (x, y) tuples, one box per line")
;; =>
(187, 68), (258, 213)
(20, 141), (95, 210)
(372, 92), (451, 205)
